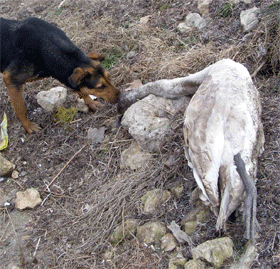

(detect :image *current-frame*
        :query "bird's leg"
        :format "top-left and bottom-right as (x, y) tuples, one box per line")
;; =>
(234, 153), (259, 244)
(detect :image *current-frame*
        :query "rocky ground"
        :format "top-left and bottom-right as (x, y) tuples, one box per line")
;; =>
(0, 0), (279, 268)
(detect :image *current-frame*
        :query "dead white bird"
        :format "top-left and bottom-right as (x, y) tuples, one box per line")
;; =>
(118, 59), (264, 242)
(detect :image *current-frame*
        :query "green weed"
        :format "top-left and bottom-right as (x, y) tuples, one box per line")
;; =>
(54, 106), (77, 123)
(54, 8), (63, 16)
(217, 2), (233, 18)
(102, 50), (122, 69)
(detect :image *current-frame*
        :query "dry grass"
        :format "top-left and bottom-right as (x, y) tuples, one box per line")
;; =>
(0, 0), (279, 268)
(260, 2), (280, 72)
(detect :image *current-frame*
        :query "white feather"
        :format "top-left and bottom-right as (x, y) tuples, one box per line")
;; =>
(119, 59), (264, 232)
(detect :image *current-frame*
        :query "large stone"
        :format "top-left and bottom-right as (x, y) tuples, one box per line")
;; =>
(240, 7), (260, 32)
(121, 95), (173, 152)
(185, 13), (206, 31)
(0, 154), (15, 176)
(110, 219), (138, 245)
(191, 237), (234, 268)
(181, 205), (209, 225)
(136, 222), (167, 245)
(121, 94), (189, 152)
(178, 12), (206, 33)
(161, 233), (178, 252)
(36, 86), (67, 112)
(15, 188), (42, 210)
(141, 189), (171, 214)
(120, 142), (152, 170)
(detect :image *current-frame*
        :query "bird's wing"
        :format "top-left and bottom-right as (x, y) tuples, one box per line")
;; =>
(183, 76), (225, 214)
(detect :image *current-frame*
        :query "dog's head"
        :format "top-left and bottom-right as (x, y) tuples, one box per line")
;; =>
(68, 53), (119, 104)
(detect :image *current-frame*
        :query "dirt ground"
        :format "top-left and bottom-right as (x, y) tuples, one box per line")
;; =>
(0, 0), (279, 268)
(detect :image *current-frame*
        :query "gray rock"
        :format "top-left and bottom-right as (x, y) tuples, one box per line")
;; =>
(121, 94), (188, 152)
(181, 205), (209, 225)
(136, 222), (167, 245)
(184, 221), (197, 234)
(121, 94), (173, 152)
(189, 187), (201, 206)
(161, 233), (178, 252)
(36, 86), (67, 112)
(141, 189), (171, 214)
(191, 237), (234, 268)
(110, 219), (138, 245)
(87, 127), (105, 144)
(120, 142), (152, 170)
(11, 170), (19, 179)
(15, 188), (42, 210)
(178, 12), (206, 34)
(0, 154), (15, 176)
(185, 13), (206, 31)
(240, 7), (260, 32)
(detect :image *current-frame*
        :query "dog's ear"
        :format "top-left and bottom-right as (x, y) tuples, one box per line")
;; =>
(87, 52), (105, 62)
(68, 67), (90, 88)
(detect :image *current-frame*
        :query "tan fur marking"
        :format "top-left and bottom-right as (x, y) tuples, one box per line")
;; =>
(3, 71), (40, 134)
(69, 67), (94, 88)
(87, 52), (105, 62)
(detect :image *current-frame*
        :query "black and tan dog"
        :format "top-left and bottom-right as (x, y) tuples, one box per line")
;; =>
(0, 17), (119, 134)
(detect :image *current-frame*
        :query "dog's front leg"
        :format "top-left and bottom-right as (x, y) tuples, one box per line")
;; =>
(3, 71), (41, 134)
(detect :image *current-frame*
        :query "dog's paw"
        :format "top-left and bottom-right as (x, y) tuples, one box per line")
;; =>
(88, 101), (104, 112)
(23, 121), (41, 134)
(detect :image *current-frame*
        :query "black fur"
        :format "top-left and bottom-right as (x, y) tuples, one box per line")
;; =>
(0, 17), (91, 87)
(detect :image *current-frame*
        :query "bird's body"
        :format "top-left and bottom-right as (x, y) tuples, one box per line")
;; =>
(183, 60), (264, 232)
(118, 59), (264, 241)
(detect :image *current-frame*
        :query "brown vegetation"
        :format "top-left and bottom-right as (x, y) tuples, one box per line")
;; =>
(0, 0), (279, 268)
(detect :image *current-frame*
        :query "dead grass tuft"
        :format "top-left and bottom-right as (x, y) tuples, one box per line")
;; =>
(261, 2), (280, 73)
